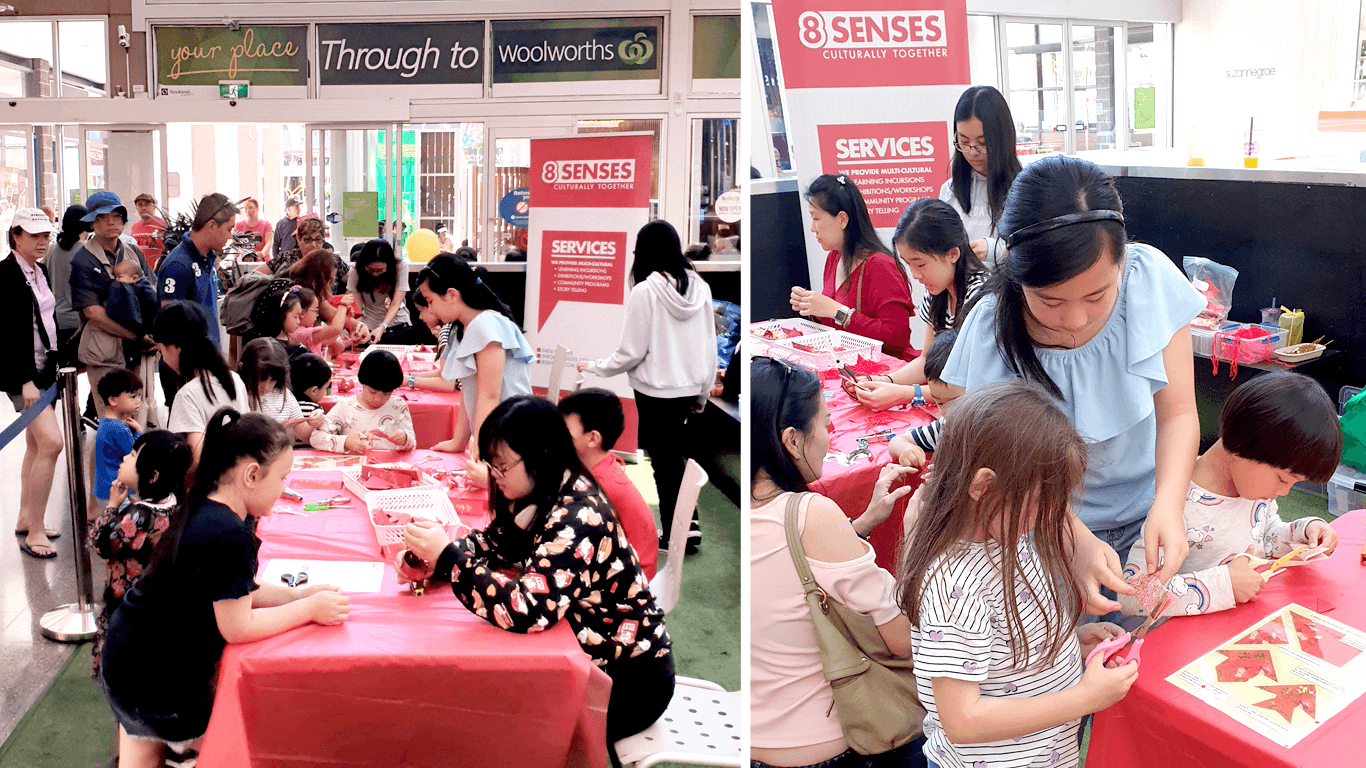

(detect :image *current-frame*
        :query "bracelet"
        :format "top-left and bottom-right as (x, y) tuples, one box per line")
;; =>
(408, 375), (417, 390)
(884, 374), (894, 383)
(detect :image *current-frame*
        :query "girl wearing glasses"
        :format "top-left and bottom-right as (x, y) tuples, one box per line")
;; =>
(749, 356), (923, 768)
(940, 86), (1023, 269)
(789, 174), (915, 359)
(402, 396), (673, 746)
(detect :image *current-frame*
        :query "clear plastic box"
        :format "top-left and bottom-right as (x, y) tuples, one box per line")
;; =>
(1210, 322), (1289, 364)
(1328, 464), (1366, 518)
(764, 330), (883, 372)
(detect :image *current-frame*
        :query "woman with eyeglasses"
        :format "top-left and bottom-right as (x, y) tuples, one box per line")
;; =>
(750, 356), (924, 768)
(402, 395), (674, 747)
(577, 220), (717, 553)
(939, 86), (1023, 269)
(789, 174), (915, 359)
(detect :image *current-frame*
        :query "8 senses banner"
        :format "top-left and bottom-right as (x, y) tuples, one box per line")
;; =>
(817, 122), (948, 228)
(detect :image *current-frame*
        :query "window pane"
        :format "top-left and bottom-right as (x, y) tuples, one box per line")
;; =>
(58, 20), (106, 97)
(751, 2), (792, 174)
(689, 117), (738, 251)
(1006, 23), (1064, 152)
(0, 21), (54, 97)
(1071, 25), (1119, 150)
(693, 16), (740, 80)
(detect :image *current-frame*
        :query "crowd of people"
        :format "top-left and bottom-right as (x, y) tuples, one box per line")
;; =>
(2, 191), (721, 765)
(758, 84), (1344, 768)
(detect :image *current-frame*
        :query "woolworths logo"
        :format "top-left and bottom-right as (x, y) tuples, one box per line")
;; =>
(495, 30), (655, 66)
(618, 33), (654, 65)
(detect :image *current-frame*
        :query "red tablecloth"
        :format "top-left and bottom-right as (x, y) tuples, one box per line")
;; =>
(807, 352), (936, 571)
(1089, 509), (1366, 767)
(319, 356), (462, 450)
(197, 449), (612, 768)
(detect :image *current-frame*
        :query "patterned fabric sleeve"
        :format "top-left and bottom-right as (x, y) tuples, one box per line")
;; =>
(914, 570), (993, 684)
(1253, 501), (1323, 558)
(308, 398), (352, 453)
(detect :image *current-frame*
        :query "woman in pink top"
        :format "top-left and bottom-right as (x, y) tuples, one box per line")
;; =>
(750, 356), (926, 768)
(232, 197), (273, 257)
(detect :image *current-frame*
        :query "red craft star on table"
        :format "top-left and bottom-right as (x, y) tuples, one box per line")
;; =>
(1237, 617), (1290, 645)
(1290, 611), (1365, 667)
(1252, 684), (1317, 723)
(1214, 650), (1278, 683)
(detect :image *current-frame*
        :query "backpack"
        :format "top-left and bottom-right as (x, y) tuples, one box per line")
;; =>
(220, 271), (279, 336)
(1342, 389), (1366, 474)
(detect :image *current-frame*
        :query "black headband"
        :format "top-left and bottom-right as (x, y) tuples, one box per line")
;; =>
(1004, 209), (1124, 249)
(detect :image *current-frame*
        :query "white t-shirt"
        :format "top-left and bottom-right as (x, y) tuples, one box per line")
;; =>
(252, 388), (305, 422)
(345, 258), (410, 329)
(911, 535), (1084, 768)
(167, 371), (249, 435)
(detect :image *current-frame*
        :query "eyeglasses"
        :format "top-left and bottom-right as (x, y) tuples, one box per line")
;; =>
(489, 456), (524, 479)
(955, 142), (988, 155)
(299, 234), (325, 245)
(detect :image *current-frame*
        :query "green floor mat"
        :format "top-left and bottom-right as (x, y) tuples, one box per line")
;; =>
(0, 645), (114, 768)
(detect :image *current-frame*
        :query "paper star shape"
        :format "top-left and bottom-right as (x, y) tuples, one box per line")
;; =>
(1252, 684), (1316, 723)
(1214, 650), (1278, 683)
(1237, 618), (1289, 645)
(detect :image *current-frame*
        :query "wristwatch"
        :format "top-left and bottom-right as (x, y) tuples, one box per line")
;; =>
(833, 305), (853, 328)
(408, 375), (417, 390)
(910, 384), (927, 408)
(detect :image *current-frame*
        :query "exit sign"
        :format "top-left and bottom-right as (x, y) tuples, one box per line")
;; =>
(219, 81), (249, 99)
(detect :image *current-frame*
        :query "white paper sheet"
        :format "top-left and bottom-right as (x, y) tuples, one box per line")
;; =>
(259, 559), (386, 594)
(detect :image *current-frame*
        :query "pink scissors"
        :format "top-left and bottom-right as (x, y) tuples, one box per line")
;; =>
(1085, 592), (1173, 669)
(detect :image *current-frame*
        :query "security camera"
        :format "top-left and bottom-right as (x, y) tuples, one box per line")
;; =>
(224, 17), (239, 31)
(117, 25), (130, 50)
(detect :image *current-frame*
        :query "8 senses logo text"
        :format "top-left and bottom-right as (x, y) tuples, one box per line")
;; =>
(799, 10), (946, 49)
(541, 159), (636, 184)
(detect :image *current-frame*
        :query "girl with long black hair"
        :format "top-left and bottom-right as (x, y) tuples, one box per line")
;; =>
(402, 396), (673, 746)
(100, 410), (349, 768)
(416, 254), (534, 454)
(155, 301), (247, 458)
(789, 174), (915, 358)
(578, 220), (717, 551)
(348, 238), (420, 343)
(939, 85), (1023, 267)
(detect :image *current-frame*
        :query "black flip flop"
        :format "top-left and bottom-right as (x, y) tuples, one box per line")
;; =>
(14, 529), (60, 539)
(19, 541), (58, 559)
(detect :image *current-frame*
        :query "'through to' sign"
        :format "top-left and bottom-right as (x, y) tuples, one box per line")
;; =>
(317, 23), (484, 86)
(491, 18), (661, 83)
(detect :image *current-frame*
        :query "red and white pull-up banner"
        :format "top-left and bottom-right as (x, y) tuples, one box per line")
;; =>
(525, 134), (652, 450)
(770, 0), (970, 350)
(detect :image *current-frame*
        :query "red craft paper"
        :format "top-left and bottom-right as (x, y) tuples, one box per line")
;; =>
(360, 463), (424, 491)
(1290, 611), (1364, 667)
(1252, 684), (1317, 723)
(1214, 650), (1278, 683)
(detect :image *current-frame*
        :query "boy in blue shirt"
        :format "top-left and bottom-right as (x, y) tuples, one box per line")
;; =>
(157, 192), (238, 349)
(91, 369), (144, 520)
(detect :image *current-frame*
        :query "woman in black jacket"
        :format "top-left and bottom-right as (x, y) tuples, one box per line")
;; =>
(0, 208), (65, 558)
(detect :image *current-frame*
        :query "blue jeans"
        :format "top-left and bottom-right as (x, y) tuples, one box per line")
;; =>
(1082, 517), (1146, 626)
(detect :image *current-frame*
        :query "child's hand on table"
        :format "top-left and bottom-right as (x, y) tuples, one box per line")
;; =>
(307, 587), (350, 625)
(851, 379), (906, 411)
(1228, 556), (1264, 603)
(1076, 622), (1126, 660)
(431, 438), (463, 453)
(1078, 643), (1140, 711)
(343, 433), (371, 454)
(889, 436), (927, 469)
(306, 410), (326, 429)
(387, 430), (408, 448)
(1305, 520), (1339, 554)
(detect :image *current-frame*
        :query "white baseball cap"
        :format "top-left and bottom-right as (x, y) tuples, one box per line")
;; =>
(11, 208), (56, 235)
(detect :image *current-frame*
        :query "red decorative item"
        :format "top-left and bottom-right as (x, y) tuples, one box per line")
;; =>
(334, 377), (356, 394)
(1252, 684), (1317, 723)
(1214, 650), (1278, 683)
(394, 549), (434, 596)
(360, 463), (424, 491)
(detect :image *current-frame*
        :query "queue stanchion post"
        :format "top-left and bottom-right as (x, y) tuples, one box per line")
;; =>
(40, 367), (99, 642)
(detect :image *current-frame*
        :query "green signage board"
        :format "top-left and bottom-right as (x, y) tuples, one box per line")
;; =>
(1134, 86), (1156, 130)
(491, 18), (662, 83)
(692, 16), (740, 80)
(155, 26), (307, 90)
(342, 192), (378, 238)
(219, 81), (249, 99)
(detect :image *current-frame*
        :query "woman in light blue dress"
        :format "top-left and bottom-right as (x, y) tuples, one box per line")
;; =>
(940, 155), (1206, 615)
(415, 255), (533, 454)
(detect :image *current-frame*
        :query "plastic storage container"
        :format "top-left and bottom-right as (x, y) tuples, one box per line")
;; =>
(765, 330), (884, 372)
(1210, 322), (1288, 364)
(365, 487), (467, 559)
(1328, 464), (1366, 518)
(1191, 327), (1215, 357)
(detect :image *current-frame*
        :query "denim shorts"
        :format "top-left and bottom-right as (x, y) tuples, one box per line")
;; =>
(98, 667), (208, 750)
(1082, 517), (1146, 626)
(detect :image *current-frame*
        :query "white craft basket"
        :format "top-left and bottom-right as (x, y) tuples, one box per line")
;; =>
(339, 463), (441, 502)
(365, 487), (467, 559)
(763, 330), (883, 372)
(748, 317), (830, 340)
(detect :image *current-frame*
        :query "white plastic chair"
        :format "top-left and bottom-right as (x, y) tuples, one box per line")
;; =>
(546, 344), (571, 405)
(650, 459), (708, 615)
(613, 676), (743, 768)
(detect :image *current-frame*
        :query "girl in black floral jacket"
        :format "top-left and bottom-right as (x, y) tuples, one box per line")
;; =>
(404, 395), (675, 744)
(90, 430), (192, 676)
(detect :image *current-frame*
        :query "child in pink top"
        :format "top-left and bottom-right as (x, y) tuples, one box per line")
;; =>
(286, 288), (346, 356)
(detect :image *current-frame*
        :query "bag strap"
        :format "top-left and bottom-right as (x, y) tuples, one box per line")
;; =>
(783, 492), (872, 681)
(784, 492), (821, 595)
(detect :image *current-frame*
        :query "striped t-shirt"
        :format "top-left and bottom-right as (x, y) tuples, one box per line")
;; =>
(904, 419), (943, 453)
(918, 271), (988, 333)
(912, 535), (1084, 768)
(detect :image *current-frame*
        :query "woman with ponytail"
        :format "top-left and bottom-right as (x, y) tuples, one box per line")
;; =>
(939, 155), (1207, 616)
(99, 409), (350, 767)
(415, 254), (534, 454)
(789, 174), (915, 358)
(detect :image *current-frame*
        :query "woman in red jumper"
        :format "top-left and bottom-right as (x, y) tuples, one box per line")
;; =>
(789, 174), (915, 358)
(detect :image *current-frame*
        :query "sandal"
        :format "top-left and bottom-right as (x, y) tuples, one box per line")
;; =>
(19, 540), (58, 559)
(14, 528), (60, 539)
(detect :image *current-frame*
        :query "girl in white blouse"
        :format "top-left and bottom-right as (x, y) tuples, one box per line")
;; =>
(938, 86), (1022, 269)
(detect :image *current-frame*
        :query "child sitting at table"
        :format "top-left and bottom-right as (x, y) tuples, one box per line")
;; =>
(310, 350), (415, 454)
(286, 288), (346, 357)
(1119, 373), (1341, 618)
(290, 351), (332, 420)
(99, 410), (350, 766)
(559, 388), (659, 579)
(886, 330), (963, 470)
(899, 382), (1135, 768)
(239, 338), (321, 442)
(90, 369), (145, 522)
(91, 430), (193, 675)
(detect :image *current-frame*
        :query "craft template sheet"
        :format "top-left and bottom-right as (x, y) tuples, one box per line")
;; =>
(1168, 603), (1366, 747)
(260, 559), (386, 594)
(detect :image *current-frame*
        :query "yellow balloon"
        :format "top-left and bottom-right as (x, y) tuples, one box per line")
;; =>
(405, 228), (441, 263)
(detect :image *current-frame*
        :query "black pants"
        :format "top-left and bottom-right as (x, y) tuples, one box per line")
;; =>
(633, 391), (696, 541)
(606, 650), (675, 742)
(376, 322), (434, 345)
(750, 737), (928, 768)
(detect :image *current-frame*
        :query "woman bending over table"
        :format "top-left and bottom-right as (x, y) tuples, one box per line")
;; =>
(789, 174), (915, 359)
(940, 155), (1207, 613)
(403, 395), (673, 745)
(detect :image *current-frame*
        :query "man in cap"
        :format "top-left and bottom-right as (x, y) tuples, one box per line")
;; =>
(272, 196), (302, 261)
(129, 193), (166, 268)
(69, 191), (155, 419)
(157, 192), (237, 351)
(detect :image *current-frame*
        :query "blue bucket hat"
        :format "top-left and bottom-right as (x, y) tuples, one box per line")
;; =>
(81, 191), (128, 223)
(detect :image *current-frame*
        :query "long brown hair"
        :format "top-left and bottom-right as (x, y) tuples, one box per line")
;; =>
(897, 381), (1088, 670)
(287, 249), (336, 299)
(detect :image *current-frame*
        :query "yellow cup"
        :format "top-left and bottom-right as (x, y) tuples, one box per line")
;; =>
(1244, 156), (1259, 168)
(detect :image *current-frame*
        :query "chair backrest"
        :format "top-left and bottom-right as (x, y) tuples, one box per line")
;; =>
(545, 344), (570, 405)
(650, 458), (708, 614)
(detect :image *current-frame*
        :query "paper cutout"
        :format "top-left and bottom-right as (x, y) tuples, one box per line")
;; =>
(1252, 684), (1317, 723)
(1290, 611), (1364, 667)
(1130, 574), (1171, 616)
(1215, 650), (1278, 683)
(292, 454), (365, 471)
(1237, 617), (1289, 645)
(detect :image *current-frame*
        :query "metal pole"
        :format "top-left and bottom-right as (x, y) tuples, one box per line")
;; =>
(40, 368), (98, 642)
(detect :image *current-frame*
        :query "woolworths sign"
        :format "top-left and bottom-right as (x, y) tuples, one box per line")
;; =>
(491, 18), (661, 82)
